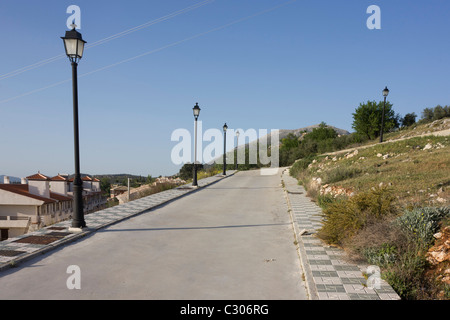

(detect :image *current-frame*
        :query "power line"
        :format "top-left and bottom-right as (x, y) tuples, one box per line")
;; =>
(0, 0), (214, 81)
(0, 0), (297, 105)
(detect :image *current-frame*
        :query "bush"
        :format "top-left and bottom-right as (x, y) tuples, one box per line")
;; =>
(396, 206), (450, 248)
(362, 243), (398, 267)
(316, 193), (338, 210)
(318, 186), (399, 246)
(346, 206), (450, 300)
(381, 245), (428, 300)
(289, 155), (316, 178)
(323, 166), (362, 184)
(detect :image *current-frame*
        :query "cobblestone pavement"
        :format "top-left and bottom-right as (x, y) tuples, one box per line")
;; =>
(281, 168), (401, 300)
(0, 172), (236, 270)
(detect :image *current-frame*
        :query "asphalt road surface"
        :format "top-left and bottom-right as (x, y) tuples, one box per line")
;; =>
(0, 169), (307, 300)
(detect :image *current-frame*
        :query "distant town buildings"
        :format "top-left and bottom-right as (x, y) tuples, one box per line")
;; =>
(0, 172), (107, 240)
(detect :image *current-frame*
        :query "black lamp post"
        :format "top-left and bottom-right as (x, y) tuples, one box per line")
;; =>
(235, 130), (240, 170)
(223, 123), (228, 175)
(192, 103), (201, 187)
(380, 86), (390, 143)
(61, 25), (87, 229)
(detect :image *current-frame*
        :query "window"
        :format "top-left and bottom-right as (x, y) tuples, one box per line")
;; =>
(1, 229), (8, 241)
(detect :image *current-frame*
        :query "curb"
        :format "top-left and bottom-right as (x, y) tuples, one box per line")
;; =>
(281, 168), (319, 300)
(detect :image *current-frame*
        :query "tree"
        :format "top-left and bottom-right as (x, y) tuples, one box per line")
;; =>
(100, 177), (111, 197)
(280, 133), (299, 150)
(178, 163), (203, 181)
(305, 122), (337, 141)
(279, 133), (301, 166)
(421, 107), (434, 122)
(432, 105), (446, 121)
(352, 100), (397, 140)
(420, 105), (450, 123)
(401, 113), (417, 127)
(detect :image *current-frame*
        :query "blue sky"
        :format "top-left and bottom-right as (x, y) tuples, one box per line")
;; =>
(1, 0), (449, 178)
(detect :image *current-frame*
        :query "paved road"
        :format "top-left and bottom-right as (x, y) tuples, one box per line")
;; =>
(0, 169), (307, 300)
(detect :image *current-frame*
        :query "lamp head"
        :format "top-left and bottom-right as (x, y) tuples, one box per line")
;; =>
(61, 25), (86, 63)
(193, 103), (201, 119)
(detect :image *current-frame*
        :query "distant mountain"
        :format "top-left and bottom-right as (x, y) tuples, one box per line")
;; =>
(277, 124), (350, 140)
(0, 175), (21, 184)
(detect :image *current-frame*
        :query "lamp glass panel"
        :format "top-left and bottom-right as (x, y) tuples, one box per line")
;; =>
(64, 38), (78, 56)
(76, 40), (85, 58)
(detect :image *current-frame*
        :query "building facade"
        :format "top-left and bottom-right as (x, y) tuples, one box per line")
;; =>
(0, 172), (107, 240)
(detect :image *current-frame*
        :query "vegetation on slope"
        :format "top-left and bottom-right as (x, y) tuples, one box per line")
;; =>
(289, 115), (450, 300)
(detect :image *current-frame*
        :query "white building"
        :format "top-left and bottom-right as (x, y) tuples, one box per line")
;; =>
(0, 172), (106, 240)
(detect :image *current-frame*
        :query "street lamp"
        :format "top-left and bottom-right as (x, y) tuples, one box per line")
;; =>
(223, 123), (228, 175)
(235, 130), (240, 170)
(192, 103), (201, 187)
(380, 86), (390, 143)
(62, 25), (87, 230)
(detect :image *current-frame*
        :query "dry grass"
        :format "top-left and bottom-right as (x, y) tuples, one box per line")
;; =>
(295, 135), (449, 207)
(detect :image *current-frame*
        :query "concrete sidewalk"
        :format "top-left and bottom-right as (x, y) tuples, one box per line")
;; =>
(281, 168), (401, 300)
(0, 171), (236, 271)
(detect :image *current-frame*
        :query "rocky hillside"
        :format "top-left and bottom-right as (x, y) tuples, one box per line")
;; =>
(289, 117), (450, 300)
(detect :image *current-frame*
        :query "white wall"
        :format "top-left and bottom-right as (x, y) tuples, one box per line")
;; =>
(28, 180), (50, 198)
(50, 181), (68, 196)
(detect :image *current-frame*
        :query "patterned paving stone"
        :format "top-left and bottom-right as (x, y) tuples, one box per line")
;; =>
(282, 169), (401, 300)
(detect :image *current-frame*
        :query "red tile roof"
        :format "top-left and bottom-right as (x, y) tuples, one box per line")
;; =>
(26, 172), (51, 181)
(51, 175), (68, 181)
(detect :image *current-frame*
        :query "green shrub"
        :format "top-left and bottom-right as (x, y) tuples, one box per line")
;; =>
(289, 155), (316, 178)
(381, 244), (428, 300)
(318, 186), (399, 246)
(396, 206), (450, 248)
(323, 166), (362, 184)
(316, 193), (337, 209)
(362, 243), (397, 267)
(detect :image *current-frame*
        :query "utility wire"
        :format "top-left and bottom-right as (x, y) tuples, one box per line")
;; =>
(0, 0), (214, 81)
(0, 0), (297, 105)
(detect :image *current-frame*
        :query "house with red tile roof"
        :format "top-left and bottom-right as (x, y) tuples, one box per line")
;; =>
(0, 172), (106, 241)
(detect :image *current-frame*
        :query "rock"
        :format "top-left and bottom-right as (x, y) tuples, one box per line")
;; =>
(423, 143), (433, 150)
(345, 150), (359, 159)
(382, 154), (389, 159)
(436, 197), (447, 203)
(377, 153), (382, 157)
(426, 227), (450, 266)
(434, 232), (443, 239)
(429, 250), (447, 263)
